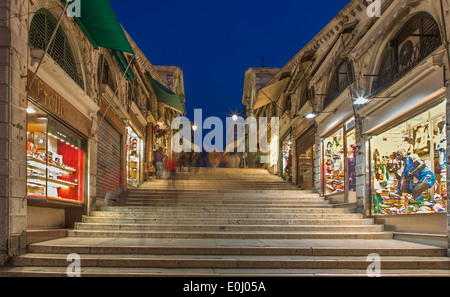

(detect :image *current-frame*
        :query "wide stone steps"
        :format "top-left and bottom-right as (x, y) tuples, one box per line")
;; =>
(3, 267), (450, 277)
(2, 237), (448, 277)
(68, 230), (393, 240)
(23, 243), (450, 257)
(83, 217), (375, 225)
(88, 211), (368, 220)
(74, 223), (384, 233)
(10, 254), (450, 270)
(1, 168), (448, 277)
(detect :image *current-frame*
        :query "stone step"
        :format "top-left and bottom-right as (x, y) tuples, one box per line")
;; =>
(68, 230), (394, 240)
(120, 193), (323, 199)
(118, 201), (329, 207)
(10, 253), (450, 270)
(93, 207), (352, 215)
(26, 243), (448, 257)
(74, 223), (385, 233)
(2, 266), (450, 277)
(101, 203), (332, 211)
(83, 217), (375, 225)
(89, 212), (364, 220)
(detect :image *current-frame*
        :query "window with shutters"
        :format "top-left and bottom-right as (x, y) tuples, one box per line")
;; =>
(29, 10), (83, 88)
(323, 60), (354, 108)
(372, 13), (442, 95)
(98, 55), (117, 92)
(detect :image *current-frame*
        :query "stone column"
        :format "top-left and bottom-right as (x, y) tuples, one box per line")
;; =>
(354, 116), (367, 215)
(0, 0), (29, 264)
(314, 131), (322, 195)
(88, 116), (99, 213)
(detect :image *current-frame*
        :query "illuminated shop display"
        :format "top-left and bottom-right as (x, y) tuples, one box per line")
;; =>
(127, 126), (143, 187)
(323, 121), (356, 197)
(370, 101), (447, 215)
(27, 103), (86, 204)
(281, 136), (292, 180)
(323, 129), (345, 195)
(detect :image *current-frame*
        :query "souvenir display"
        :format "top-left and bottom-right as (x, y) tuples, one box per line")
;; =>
(370, 102), (447, 215)
(324, 130), (345, 195)
(26, 104), (85, 204)
(127, 126), (142, 187)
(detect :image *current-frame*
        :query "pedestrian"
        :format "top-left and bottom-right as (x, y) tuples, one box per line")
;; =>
(155, 148), (164, 179)
(167, 155), (178, 184)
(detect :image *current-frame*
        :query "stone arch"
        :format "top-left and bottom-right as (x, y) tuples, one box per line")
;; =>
(29, 7), (86, 89)
(365, 11), (443, 96)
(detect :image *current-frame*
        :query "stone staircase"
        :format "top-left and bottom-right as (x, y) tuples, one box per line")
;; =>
(1, 168), (449, 277)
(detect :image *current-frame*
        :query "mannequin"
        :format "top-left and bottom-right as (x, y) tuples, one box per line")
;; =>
(392, 151), (436, 204)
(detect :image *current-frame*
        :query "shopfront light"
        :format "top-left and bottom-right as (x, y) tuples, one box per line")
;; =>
(305, 112), (318, 119)
(27, 107), (37, 114)
(354, 96), (369, 105)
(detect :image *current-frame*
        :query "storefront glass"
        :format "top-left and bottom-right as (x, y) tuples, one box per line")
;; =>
(127, 126), (143, 187)
(281, 136), (292, 180)
(27, 103), (86, 204)
(345, 128), (356, 193)
(323, 129), (345, 195)
(370, 101), (447, 215)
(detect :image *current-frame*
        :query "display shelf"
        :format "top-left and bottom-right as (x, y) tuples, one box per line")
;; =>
(27, 155), (76, 173)
(27, 175), (78, 188)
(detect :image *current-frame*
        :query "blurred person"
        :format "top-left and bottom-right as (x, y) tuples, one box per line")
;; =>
(209, 149), (220, 168)
(166, 155), (178, 184)
(155, 148), (164, 179)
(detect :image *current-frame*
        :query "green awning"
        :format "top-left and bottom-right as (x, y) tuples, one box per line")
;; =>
(147, 75), (186, 114)
(113, 50), (135, 81)
(63, 0), (134, 55)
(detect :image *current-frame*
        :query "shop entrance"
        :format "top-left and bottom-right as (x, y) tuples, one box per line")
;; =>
(322, 119), (356, 202)
(296, 126), (315, 190)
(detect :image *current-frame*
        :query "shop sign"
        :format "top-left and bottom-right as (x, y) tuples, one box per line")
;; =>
(27, 70), (91, 136)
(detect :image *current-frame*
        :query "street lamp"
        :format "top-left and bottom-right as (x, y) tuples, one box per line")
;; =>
(353, 96), (369, 105)
(232, 114), (238, 121)
(305, 112), (318, 119)
(192, 124), (198, 131)
(304, 109), (338, 119)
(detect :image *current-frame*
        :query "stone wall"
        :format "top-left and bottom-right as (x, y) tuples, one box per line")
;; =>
(0, 0), (29, 262)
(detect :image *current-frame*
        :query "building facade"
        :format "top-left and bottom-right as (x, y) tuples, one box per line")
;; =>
(0, 0), (186, 263)
(249, 0), (450, 253)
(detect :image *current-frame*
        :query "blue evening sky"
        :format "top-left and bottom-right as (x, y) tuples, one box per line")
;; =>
(109, 0), (350, 129)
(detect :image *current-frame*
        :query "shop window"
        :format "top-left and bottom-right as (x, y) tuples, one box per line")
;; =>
(346, 128), (356, 193)
(29, 10), (83, 88)
(323, 129), (345, 195)
(27, 103), (86, 205)
(372, 13), (442, 95)
(127, 127), (143, 187)
(281, 136), (293, 181)
(98, 55), (117, 91)
(370, 101), (447, 215)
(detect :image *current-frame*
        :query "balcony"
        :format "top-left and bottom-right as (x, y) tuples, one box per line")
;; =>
(372, 37), (442, 96)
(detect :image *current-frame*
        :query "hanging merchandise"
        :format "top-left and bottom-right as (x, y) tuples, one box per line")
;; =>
(370, 101), (447, 215)
(323, 129), (345, 195)
(127, 126), (143, 187)
(281, 136), (293, 181)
